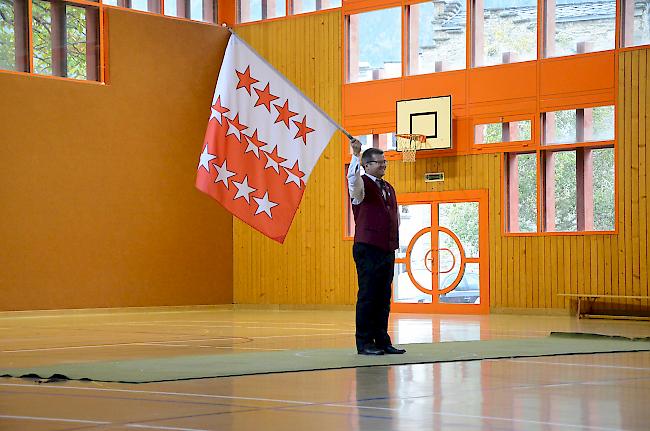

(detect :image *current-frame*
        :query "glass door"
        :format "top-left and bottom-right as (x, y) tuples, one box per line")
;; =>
(392, 190), (489, 314)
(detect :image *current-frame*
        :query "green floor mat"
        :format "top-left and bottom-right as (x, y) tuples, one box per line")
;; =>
(2, 333), (649, 384)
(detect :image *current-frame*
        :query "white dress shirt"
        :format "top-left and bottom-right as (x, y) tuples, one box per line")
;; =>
(347, 154), (384, 205)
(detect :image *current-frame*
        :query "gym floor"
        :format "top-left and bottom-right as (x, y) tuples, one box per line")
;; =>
(1, 308), (650, 430)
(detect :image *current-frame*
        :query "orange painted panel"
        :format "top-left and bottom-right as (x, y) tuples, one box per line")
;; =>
(343, 0), (400, 14)
(468, 99), (537, 117)
(539, 90), (615, 111)
(218, 0), (236, 26)
(343, 78), (402, 117)
(468, 61), (537, 104)
(403, 70), (467, 105)
(540, 52), (615, 97)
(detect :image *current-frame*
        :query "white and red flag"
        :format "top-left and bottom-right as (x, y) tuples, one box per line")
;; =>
(196, 33), (339, 243)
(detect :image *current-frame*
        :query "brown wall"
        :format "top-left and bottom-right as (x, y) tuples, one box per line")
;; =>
(0, 9), (234, 311)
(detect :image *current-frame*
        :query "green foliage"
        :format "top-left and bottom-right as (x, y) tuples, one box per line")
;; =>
(483, 123), (502, 143)
(439, 202), (480, 258)
(1, 0), (90, 79)
(483, 8), (537, 64)
(32, 0), (52, 74)
(592, 147), (615, 230)
(517, 153), (537, 231)
(553, 150), (578, 231)
(66, 5), (87, 79)
(0, 0), (16, 70)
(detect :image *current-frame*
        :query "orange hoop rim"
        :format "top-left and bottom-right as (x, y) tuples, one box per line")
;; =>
(395, 133), (427, 143)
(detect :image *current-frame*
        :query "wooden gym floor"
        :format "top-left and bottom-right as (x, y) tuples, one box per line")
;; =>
(1, 308), (650, 430)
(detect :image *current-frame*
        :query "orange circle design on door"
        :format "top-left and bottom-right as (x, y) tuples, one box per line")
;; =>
(404, 226), (467, 296)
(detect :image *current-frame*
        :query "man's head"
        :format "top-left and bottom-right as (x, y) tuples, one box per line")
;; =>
(361, 148), (387, 178)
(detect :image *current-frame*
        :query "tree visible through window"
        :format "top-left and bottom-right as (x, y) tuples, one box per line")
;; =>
(0, 0), (19, 71)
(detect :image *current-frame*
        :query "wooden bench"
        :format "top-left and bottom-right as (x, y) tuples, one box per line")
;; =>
(557, 294), (650, 320)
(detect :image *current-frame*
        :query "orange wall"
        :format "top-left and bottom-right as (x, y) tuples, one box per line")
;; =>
(0, 9), (234, 311)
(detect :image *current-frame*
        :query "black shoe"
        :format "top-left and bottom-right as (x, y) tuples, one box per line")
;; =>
(357, 345), (385, 355)
(381, 345), (406, 354)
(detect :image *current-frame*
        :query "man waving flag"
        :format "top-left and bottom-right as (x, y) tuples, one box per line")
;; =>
(196, 33), (343, 243)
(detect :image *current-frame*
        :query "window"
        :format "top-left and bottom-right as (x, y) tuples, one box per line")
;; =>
(0, 0), (29, 72)
(475, 119), (532, 144)
(347, 7), (401, 83)
(238, 0), (285, 23)
(505, 105), (615, 234)
(406, 0), (466, 75)
(543, 147), (614, 232)
(544, 0), (616, 58)
(291, 0), (340, 15)
(506, 153), (537, 233)
(621, 0), (650, 48)
(31, 0), (99, 80)
(103, 0), (157, 13)
(163, 0), (215, 22)
(349, 132), (396, 155)
(543, 106), (614, 145)
(473, 0), (537, 67)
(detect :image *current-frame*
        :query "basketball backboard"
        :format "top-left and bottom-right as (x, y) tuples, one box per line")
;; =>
(396, 95), (452, 150)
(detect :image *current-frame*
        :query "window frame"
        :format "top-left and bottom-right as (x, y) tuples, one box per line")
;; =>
(0, 0), (105, 82)
(502, 103), (617, 237)
(472, 114), (535, 151)
(405, 0), (468, 76)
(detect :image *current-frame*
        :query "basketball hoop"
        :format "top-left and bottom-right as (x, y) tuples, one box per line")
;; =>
(395, 134), (426, 163)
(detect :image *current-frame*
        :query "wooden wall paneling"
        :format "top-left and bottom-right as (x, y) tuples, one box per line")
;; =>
(625, 53), (634, 299)
(489, 154), (498, 307)
(558, 237), (567, 307)
(585, 237), (593, 297)
(555, 238), (563, 308)
(618, 52), (629, 299)
(528, 237), (535, 308)
(568, 236), (576, 295)
(535, 237), (540, 308)
(604, 234), (612, 296)
(645, 51), (650, 300)
(234, 14), (650, 311)
(632, 50), (641, 299)
(510, 236), (517, 307)
(505, 236), (512, 307)
(548, 237), (556, 308)
(596, 236), (604, 297)
(577, 236), (586, 294)
(640, 49), (648, 300)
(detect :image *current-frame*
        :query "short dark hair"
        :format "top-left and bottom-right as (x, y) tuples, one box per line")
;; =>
(361, 148), (384, 165)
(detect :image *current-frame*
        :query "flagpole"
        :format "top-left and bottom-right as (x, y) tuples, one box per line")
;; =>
(223, 26), (356, 142)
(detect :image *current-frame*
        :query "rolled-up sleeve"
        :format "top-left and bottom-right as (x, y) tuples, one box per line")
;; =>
(347, 155), (364, 205)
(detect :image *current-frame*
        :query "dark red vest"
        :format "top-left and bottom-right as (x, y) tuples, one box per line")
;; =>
(352, 175), (399, 251)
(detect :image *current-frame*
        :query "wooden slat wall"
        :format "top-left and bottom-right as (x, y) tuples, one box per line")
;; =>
(234, 11), (356, 305)
(234, 13), (649, 310)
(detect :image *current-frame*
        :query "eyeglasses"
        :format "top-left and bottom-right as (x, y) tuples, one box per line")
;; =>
(366, 160), (387, 166)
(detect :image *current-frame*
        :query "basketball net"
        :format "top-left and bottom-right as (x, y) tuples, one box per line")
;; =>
(395, 134), (426, 163)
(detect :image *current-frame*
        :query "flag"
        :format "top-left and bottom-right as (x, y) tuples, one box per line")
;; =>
(196, 34), (339, 243)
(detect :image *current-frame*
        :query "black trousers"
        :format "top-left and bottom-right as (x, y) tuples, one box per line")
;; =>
(352, 242), (395, 351)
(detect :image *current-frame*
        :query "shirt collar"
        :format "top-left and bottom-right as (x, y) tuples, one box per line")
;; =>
(365, 173), (381, 183)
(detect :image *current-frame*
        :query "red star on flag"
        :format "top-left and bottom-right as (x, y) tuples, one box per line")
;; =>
(254, 83), (279, 113)
(282, 161), (306, 188)
(235, 66), (259, 95)
(226, 113), (248, 140)
(242, 129), (267, 158)
(293, 115), (315, 145)
(273, 100), (298, 128)
(210, 96), (229, 124)
(262, 146), (287, 173)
